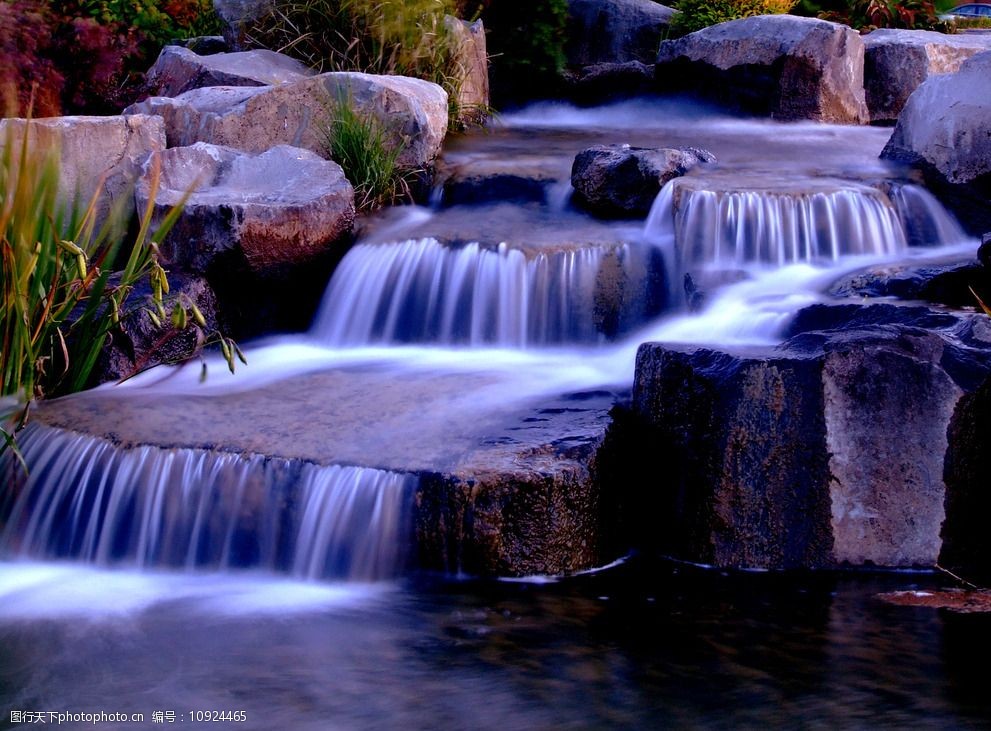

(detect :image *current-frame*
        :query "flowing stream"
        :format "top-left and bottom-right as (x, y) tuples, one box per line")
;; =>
(0, 99), (985, 728)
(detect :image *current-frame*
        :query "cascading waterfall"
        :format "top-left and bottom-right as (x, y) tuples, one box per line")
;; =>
(0, 425), (416, 581)
(311, 238), (626, 347)
(642, 179), (968, 306)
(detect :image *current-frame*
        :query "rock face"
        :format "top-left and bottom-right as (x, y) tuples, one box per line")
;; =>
(656, 15), (869, 124)
(571, 144), (715, 217)
(135, 143), (355, 276)
(881, 52), (991, 234)
(125, 71), (448, 170)
(864, 29), (991, 124)
(445, 17), (490, 126)
(561, 61), (656, 103)
(632, 304), (991, 570)
(566, 0), (677, 67)
(145, 46), (315, 97)
(0, 115), (165, 228)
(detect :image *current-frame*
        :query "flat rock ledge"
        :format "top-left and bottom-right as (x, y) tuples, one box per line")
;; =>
(631, 303), (991, 571)
(145, 46), (316, 98)
(25, 367), (625, 578)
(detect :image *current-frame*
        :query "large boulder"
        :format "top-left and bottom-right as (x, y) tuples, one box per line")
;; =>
(566, 0), (677, 67)
(864, 29), (991, 124)
(445, 17), (490, 126)
(125, 72), (448, 170)
(136, 142), (354, 277)
(145, 46), (315, 97)
(632, 304), (991, 570)
(571, 144), (715, 217)
(881, 51), (991, 234)
(656, 15), (869, 124)
(0, 115), (165, 228)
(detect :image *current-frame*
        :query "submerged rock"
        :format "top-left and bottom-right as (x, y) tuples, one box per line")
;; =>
(571, 144), (715, 218)
(125, 71), (448, 170)
(656, 15), (869, 124)
(881, 51), (991, 234)
(863, 29), (991, 124)
(632, 304), (991, 570)
(135, 142), (354, 277)
(145, 46), (315, 97)
(566, 0), (677, 67)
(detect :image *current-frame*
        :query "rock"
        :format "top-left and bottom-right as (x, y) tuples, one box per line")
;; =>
(656, 15), (869, 124)
(828, 258), (987, 308)
(145, 46), (315, 97)
(561, 60), (656, 103)
(864, 29), (991, 124)
(168, 36), (229, 55)
(96, 273), (223, 385)
(212, 0), (275, 49)
(135, 142), (355, 277)
(979, 234), (991, 269)
(632, 305), (991, 570)
(571, 144), (715, 217)
(881, 51), (991, 234)
(0, 115), (165, 229)
(566, 0), (677, 67)
(125, 71), (448, 170)
(28, 367), (626, 577)
(434, 157), (563, 206)
(445, 16), (490, 127)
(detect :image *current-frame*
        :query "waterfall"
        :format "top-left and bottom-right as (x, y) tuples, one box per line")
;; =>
(0, 425), (416, 581)
(311, 238), (646, 347)
(642, 179), (923, 270)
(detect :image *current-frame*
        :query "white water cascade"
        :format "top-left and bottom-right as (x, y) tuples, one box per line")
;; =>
(311, 238), (635, 346)
(0, 425), (415, 581)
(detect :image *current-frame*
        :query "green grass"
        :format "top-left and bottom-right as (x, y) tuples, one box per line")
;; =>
(322, 94), (414, 210)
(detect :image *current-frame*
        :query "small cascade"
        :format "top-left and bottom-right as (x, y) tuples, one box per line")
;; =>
(0, 425), (416, 581)
(311, 238), (642, 347)
(643, 179), (916, 273)
(889, 183), (970, 248)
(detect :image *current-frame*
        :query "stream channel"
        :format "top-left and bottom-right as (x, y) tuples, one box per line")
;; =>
(1, 98), (989, 728)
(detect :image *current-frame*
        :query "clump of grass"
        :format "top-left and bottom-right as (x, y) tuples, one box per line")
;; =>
(322, 94), (416, 210)
(0, 121), (241, 456)
(670, 0), (797, 35)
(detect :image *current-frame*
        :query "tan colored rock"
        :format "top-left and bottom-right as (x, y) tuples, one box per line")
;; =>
(125, 71), (448, 169)
(0, 115), (165, 228)
(864, 29), (991, 124)
(145, 45), (315, 98)
(135, 142), (355, 275)
(445, 16), (490, 126)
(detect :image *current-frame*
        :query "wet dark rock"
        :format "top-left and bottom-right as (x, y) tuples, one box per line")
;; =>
(169, 36), (229, 55)
(656, 16), (869, 124)
(632, 305), (991, 570)
(96, 273), (223, 385)
(145, 46), (314, 97)
(863, 29), (991, 125)
(566, 0), (677, 67)
(979, 233), (991, 269)
(827, 259), (988, 309)
(881, 51), (991, 235)
(560, 61), (657, 104)
(571, 144), (715, 218)
(435, 158), (561, 206)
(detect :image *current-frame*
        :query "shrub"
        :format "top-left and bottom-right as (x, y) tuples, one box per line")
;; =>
(0, 0), (221, 117)
(671, 0), (797, 35)
(817, 0), (946, 29)
(322, 94), (413, 211)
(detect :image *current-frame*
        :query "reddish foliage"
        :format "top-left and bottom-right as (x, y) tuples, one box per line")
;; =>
(0, 1), (64, 116)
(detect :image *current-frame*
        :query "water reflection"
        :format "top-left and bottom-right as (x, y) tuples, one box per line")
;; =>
(1, 558), (989, 729)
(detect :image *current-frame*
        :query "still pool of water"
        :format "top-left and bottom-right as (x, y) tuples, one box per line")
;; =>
(1, 558), (989, 730)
